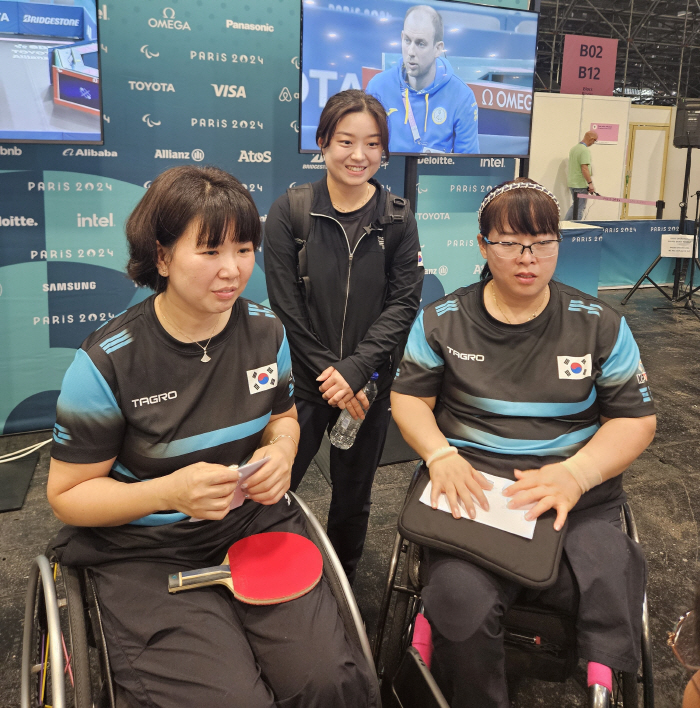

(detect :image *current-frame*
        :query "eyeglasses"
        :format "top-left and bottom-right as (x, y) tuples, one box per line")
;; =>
(668, 610), (700, 672)
(482, 236), (562, 259)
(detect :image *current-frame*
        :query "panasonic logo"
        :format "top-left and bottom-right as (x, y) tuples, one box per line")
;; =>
(447, 346), (484, 361)
(43, 281), (96, 292)
(132, 391), (178, 407)
(225, 20), (274, 31)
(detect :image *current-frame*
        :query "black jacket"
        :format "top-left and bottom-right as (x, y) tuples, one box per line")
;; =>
(264, 176), (423, 403)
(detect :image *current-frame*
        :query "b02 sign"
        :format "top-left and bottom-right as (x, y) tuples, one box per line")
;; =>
(560, 35), (619, 96)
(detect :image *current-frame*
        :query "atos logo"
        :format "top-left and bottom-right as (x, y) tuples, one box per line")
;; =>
(140, 44), (159, 59)
(238, 150), (271, 163)
(211, 84), (246, 98)
(148, 8), (191, 30)
(142, 114), (161, 127)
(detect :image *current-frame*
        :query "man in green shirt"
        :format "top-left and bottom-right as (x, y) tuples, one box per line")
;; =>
(565, 130), (598, 220)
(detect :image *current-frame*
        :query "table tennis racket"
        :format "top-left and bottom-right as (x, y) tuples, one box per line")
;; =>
(167, 531), (323, 605)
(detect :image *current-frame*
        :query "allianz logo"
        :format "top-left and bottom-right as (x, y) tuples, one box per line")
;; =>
(447, 346), (484, 362)
(0, 146), (22, 155)
(238, 150), (271, 163)
(416, 212), (450, 220)
(148, 8), (190, 30)
(155, 149), (205, 161)
(211, 84), (246, 98)
(132, 391), (178, 407)
(129, 80), (174, 92)
(62, 148), (117, 157)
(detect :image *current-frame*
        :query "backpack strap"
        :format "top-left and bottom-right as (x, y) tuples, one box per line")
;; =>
(376, 193), (408, 276)
(286, 182), (314, 302)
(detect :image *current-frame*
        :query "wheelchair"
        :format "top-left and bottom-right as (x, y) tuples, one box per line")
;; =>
(20, 491), (377, 708)
(373, 467), (654, 708)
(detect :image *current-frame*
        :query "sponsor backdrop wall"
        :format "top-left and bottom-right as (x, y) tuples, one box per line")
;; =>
(0, 0), (518, 435)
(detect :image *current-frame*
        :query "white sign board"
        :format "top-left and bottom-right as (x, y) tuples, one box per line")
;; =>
(661, 233), (696, 258)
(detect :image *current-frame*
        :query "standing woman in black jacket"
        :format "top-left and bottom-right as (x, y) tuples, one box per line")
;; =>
(264, 89), (423, 583)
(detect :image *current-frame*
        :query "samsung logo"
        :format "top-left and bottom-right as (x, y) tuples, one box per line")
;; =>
(43, 281), (96, 292)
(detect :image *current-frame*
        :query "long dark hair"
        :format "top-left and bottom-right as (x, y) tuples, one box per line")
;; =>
(479, 177), (560, 281)
(126, 166), (261, 293)
(316, 89), (390, 162)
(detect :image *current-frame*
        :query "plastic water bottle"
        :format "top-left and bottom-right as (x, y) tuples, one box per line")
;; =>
(329, 372), (379, 450)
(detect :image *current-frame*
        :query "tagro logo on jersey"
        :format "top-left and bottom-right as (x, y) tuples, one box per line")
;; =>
(247, 364), (278, 394)
(557, 355), (592, 379)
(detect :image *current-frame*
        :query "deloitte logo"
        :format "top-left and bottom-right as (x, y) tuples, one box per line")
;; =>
(148, 7), (191, 31)
(140, 44), (159, 59)
(418, 156), (454, 165)
(142, 114), (161, 127)
(303, 154), (326, 170)
(0, 145), (22, 156)
(62, 148), (118, 157)
(0, 215), (36, 226)
(154, 148), (204, 161)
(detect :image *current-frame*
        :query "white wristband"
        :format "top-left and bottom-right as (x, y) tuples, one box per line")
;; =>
(560, 452), (602, 494)
(425, 446), (458, 469)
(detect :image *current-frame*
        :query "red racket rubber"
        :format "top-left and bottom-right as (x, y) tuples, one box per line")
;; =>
(168, 532), (324, 605)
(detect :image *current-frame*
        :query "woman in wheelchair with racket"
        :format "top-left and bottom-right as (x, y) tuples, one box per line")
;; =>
(45, 166), (378, 708)
(391, 178), (657, 708)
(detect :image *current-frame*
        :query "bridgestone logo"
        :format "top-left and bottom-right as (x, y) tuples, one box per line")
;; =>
(23, 15), (80, 26)
(225, 20), (274, 31)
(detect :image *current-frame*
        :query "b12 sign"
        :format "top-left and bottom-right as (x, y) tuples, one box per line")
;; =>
(560, 35), (619, 96)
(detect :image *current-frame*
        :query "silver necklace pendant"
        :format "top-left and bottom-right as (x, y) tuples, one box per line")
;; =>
(200, 351), (211, 363)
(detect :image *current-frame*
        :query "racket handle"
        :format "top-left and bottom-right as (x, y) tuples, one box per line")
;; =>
(168, 566), (230, 593)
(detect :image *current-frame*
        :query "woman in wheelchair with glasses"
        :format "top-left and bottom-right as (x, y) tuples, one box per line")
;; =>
(391, 178), (656, 708)
(45, 166), (378, 708)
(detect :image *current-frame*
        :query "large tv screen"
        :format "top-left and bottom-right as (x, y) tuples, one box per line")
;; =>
(0, 0), (102, 143)
(300, 0), (538, 157)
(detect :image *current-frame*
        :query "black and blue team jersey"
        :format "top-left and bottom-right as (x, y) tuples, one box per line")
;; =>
(51, 296), (294, 526)
(392, 280), (656, 512)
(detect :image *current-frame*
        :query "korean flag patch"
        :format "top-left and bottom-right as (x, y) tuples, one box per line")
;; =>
(247, 363), (278, 394)
(557, 355), (592, 380)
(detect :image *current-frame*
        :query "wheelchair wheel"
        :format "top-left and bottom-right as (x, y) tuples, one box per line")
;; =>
(21, 554), (92, 708)
(380, 539), (422, 708)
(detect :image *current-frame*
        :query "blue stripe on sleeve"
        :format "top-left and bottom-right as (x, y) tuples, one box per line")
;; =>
(403, 311), (444, 370)
(277, 329), (292, 381)
(447, 423), (599, 458)
(56, 349), (122, 422)
(599, 318), (641, 387)
(454, 388), (597, 417)
(142, 413), (271, 458)
(130, 511), (189, 526)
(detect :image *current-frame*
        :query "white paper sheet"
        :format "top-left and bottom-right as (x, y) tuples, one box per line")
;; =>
(189, 456), (270, 522)
(419, 472), (536, 540)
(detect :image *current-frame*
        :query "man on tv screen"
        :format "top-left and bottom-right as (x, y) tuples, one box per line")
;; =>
(366, 4), (479, 155)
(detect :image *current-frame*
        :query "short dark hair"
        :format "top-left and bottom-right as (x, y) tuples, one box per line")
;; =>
(479, 177), (560, 281)
(316, 89), (390, 161)
(405, 5), (444, 44)
(126, 165), (261, 293)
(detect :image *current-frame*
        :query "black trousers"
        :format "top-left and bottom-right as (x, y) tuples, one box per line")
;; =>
(59, 500), (379, 708)
(421, 504), (646, 708)
(291, 396), (392, 584)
